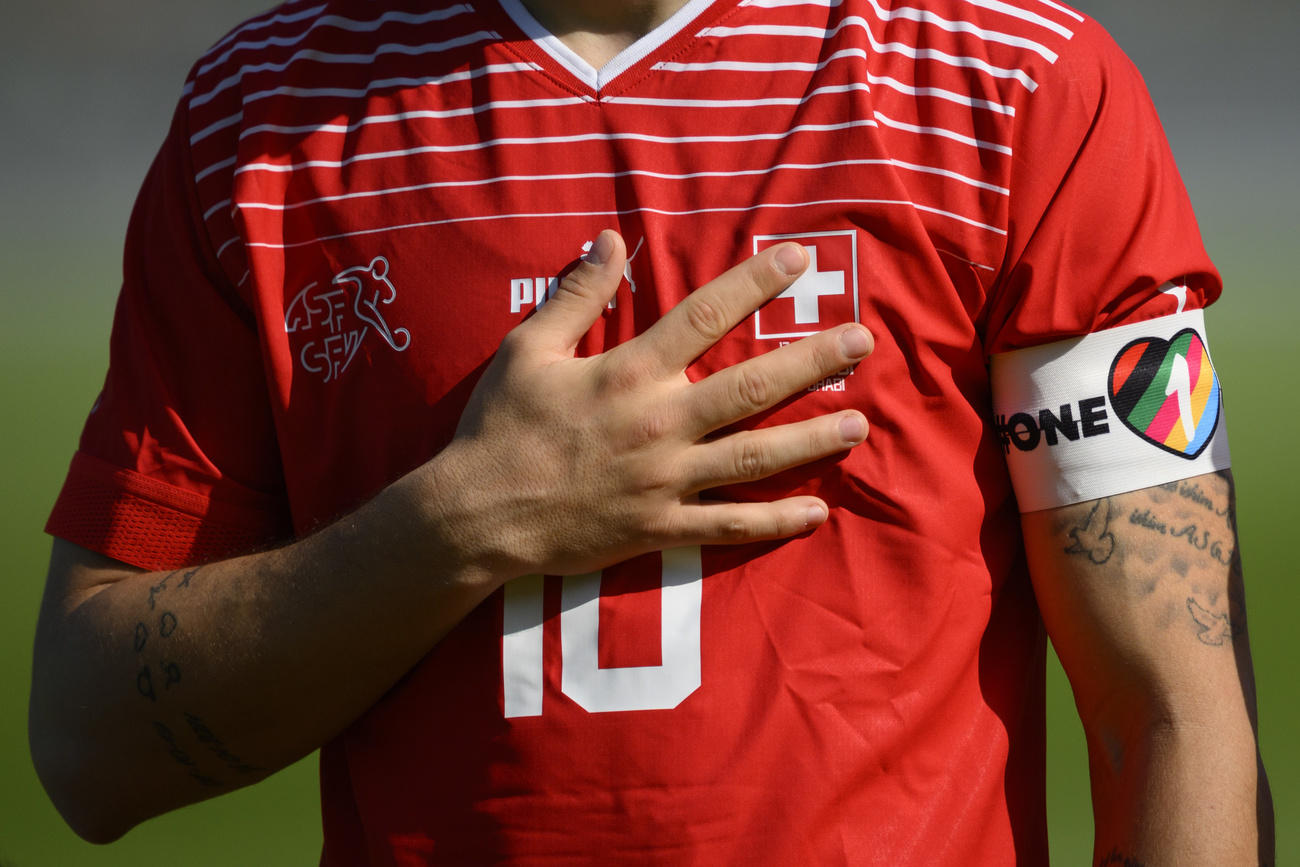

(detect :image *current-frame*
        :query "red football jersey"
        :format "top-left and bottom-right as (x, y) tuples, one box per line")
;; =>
(48, 0), (1220, 862)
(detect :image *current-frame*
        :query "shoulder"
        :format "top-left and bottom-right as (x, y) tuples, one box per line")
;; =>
(181, 0), (486, 126)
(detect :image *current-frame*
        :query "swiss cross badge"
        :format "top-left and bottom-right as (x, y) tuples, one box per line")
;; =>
(752, 230), (859, 340)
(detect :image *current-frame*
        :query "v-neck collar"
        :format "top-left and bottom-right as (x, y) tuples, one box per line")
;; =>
(495, 0), (720, 92)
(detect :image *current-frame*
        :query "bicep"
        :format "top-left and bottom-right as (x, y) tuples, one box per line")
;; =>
(1021, 470), (1257, 729)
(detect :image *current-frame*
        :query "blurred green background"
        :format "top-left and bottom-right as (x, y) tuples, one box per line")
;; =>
(0, 1), (1295, 863)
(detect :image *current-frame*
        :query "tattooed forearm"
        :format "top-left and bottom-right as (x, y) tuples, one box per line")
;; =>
(146, 567), (204, 611)
(153, 721), (223, 788)
(134, 609), (183, 700)
(185, 713), (264, 774)
(131, 565), (262, 787)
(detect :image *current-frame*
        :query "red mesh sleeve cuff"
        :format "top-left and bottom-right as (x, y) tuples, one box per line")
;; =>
(45, 452), (293, 571)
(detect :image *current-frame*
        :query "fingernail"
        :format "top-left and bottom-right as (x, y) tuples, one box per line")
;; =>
(585, 231), (614, 266)
(839, 414), (866, 443)
(840, 326), (871, 359)
(805, 504), (828, 527)
(773, 244), (806, 276)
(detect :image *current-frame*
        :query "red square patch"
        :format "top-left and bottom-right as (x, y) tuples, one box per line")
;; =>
(753, 231), (859, 340)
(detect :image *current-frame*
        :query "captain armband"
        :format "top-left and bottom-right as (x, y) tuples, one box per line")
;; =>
(990, 309), (1231, 512)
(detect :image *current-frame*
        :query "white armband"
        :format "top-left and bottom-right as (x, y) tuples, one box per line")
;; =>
(990, 309), (1230, 512)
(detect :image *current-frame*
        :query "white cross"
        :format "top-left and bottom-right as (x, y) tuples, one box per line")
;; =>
(774, 246), (845, 324)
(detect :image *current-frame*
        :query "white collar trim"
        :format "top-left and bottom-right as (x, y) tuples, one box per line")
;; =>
(496, 0), (718, 91)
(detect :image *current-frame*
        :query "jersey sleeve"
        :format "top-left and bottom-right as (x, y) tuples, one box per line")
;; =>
(982, 16), (1222, 354)
(45, 85), (293, 571)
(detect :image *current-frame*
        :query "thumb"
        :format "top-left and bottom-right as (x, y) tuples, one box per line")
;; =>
(526, 230), (627, 353)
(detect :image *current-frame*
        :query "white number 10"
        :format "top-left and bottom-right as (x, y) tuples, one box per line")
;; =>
(501, 546), (703, 718)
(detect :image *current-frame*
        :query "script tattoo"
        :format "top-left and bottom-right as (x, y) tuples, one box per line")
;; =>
(1065, 499), (1116, 564)
(153, 721), (222, 788)
(185, 713), (264, 775)
(146, 567), (204, 610)
(147, 575), (170, 611)
(1061, 472), (1245, 649)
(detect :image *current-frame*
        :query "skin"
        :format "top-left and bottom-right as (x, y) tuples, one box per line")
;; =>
(31, 1), (1273, 858)
(31, 234), (875, 842)
(1024, 470), (1274, 865)
(518, 0), (693, 69)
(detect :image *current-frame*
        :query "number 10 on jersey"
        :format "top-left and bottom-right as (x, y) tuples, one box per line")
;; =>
(501, 546), (704, 717)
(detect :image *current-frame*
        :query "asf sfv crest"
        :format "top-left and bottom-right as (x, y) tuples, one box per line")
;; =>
(285, 257), (411, 383)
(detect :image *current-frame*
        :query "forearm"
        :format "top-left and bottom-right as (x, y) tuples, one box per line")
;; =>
(1022, 471), (1273, 865)
(32, 237), (873, 842)
(30, 467), (494, 843)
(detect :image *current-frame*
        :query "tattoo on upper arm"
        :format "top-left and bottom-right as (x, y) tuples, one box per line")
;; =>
(1065, 499), (1116, 564)
(133, 566), (242, 788)
(1060, 472), (1245, 648)
(1187, 598), (1233, 646)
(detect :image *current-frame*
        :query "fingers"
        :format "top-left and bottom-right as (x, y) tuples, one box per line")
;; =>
(681, 411), (867, 492)
(522, 230), (627, 353)
(683, 323), (874, 436)
(672, 498), (830, 545)
(630, 243), (809, 378)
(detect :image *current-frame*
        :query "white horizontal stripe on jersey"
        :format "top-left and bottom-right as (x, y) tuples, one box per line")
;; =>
(215, 236), (240, 259)
(1029, 0), (1084, 23)
(698, 22), (1039, 90)
(203, 198), (233, 221)
(863, 0), (1057, 61)
(873, 111), (1012, 154)
(243, 197), (1007, 251)
(237, 63), (541, 107)
(937, 248), (997, 271)
(869, 72), (1014, 115)
(767, 0), (1056, 61)
(189, 31), (501, 109)
(237, 97), (594, 141)
(601, 82), (870, 108)
(228, 159), (1008, 218)
(956, 0), (1075, 37)
(198, 6), (474, 77)
(743, 0), (1073, 40)
(203, 4), (329, 57)
(230, 120), (882, 177)
(192, 111), (244, 145)
(652, 51), (1015, 115)
(195, 156), (238, 185)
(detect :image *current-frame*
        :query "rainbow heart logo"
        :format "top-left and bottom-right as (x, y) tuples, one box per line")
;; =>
(1108, 328), (1221, 459)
